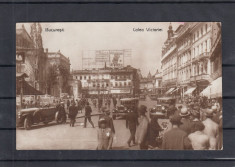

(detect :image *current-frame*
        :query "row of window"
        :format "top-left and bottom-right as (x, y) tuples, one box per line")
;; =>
(74, 74), (132, 80)
(82, 82), (132, 88)
(193, 23), (210, 43)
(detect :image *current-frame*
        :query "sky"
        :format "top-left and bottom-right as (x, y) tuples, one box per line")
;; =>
(17, 22), (182, 77)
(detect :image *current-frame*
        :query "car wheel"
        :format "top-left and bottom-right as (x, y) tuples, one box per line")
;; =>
(24, 117), (32, 130)
(55, 111), (63, 124)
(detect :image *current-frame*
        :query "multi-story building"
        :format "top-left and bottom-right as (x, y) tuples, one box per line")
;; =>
(154, 70), (162, 95)
(139, 72), (155, 93)
(16, 23), (47, 94)
(161, 22), (222, 97)
(72, 65), (138, 97)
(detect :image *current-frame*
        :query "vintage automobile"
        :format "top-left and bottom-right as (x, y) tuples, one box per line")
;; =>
(149, 97), (176, 118)
(112, 98), (139, 120)
(139, 94), (146, 100)
(16, 105), (66, 130)
(149, 94), (158, 101)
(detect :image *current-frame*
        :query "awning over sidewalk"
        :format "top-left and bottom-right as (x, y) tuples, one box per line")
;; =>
(200, 77), (222, 98)
(165, 88), (175, 95)
(184, 87), (196, 95)
(16, 80), (43, 95)
(171, 87), (179, 94)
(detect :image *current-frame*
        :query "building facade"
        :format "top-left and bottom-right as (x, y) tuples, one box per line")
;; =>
(72, 65), (139, 97)
(46, 50), (71, 97)
(16, 23), (47, 94)
(161, 22), (222, 97)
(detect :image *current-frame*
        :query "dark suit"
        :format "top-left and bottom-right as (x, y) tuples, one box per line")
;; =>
(69, 105), (78, 127)
(126, 111), (138, 145)
(84, 105), (95, 128)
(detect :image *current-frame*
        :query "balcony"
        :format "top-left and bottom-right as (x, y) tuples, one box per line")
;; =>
(192, 52), (210, 63)
(190, 73), (211, 83)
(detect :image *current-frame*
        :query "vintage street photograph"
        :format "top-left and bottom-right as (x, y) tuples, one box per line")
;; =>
(16, 22), (222, 150)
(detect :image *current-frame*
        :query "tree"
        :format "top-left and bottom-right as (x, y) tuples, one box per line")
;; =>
(46, 64), (58, 95)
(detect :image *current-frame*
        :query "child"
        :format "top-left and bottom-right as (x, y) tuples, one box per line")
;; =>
(97, 118), (113, 150)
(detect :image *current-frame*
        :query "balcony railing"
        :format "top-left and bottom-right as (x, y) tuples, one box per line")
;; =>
(190, 73), (211, 82)
(192, 52), (210, 63)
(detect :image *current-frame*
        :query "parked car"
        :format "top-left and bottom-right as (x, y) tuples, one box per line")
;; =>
(150, 94), (158, 101)
(16, 105), (66, 130)
(112, 98), (139, 120)
(149, 97), (176, 118)
(112, 105), (127, 120)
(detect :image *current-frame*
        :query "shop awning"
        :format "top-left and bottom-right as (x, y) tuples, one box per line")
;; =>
(171, 87), (179, 94)
(184, 87), (196, 95)
(16, 80), (43, 95)
(165, 88), (175, 95)
(200, 77), (222, 98)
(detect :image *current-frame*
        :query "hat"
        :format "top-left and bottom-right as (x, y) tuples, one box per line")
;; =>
(205, 109), (214, 116)
(170, 115), (182, 125)
(139, 105), (147, 114)
(211, 105), (217, 111)
(193, 106), (200, 111)
(98, 118), (106, 124)
(179, 107), (190, 117)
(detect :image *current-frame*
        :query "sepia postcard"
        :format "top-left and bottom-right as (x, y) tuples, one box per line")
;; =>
(16, 22), (222, 150)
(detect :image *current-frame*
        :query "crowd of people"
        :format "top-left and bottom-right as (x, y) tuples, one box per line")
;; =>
(19, 94), (223, 150)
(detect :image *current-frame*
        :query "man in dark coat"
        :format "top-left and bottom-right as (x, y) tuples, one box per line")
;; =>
(179, 107), (193, 134)
(126, 106), (138, 147)
(162, 115), (192, 150)
(148, 115), (163, 148)
(68, 102), (78, 127)
(84, 102), (95, 128)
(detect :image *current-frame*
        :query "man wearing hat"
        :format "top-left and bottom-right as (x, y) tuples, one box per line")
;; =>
(202, 108), (219, 150)
(126, 106), (138, 147)
(190, 106), (201, 132)
(162, 115), (191, 150)
(136, 105), (149, 150)
(68, 101), (78, 127)
(179, 107), (193, 134)
(99, 107), (115, 134)
(84, 102), (95, 128)
(97, 118), (114, 150)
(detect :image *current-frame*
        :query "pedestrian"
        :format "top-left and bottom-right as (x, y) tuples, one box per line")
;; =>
(113, 97), (117, 108)
(126, 106), (138, 147)
(97, 118), (114, 150)
(202, 108), (219, 150)
(188, 121), (209, 150)
(57, 101), (67, 123)
(67, 99), (70, 111)
(179, 107), (193, 134)
(148, 115), (163, 149)
(136, 105), (149, 150)
(99, 107), (115, 134)
(162, 115), (192, 150)
(190, 106), (201, 132)
(68, 102), (78, 127)
(84, 102), (95, 128)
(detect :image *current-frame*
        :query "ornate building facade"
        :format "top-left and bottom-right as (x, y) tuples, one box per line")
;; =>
(161, 22), (222, 97)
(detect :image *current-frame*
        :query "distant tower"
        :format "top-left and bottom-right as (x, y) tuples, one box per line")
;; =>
(167, 23), (174, 39)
